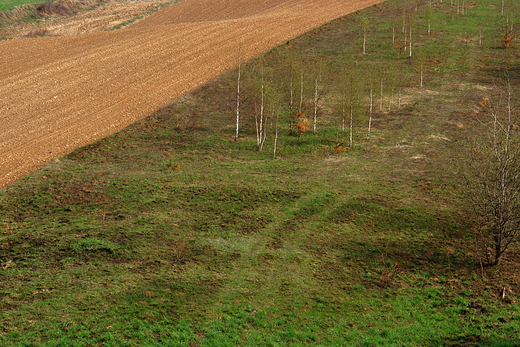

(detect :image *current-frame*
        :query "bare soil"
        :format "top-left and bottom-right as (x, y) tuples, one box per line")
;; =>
(0, 0), (383, 189)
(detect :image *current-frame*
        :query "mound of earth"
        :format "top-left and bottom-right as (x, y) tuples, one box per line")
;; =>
(0, 0), (382, 189)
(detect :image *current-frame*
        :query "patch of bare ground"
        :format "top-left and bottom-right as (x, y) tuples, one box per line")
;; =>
(0, 0), (168, 38)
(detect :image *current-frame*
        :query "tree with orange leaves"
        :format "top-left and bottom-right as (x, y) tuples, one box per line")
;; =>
(295, 111), (311, 136)
(500, 27), (516, 48)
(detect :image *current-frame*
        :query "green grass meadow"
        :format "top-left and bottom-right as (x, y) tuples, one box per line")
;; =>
(1, 0), (520, 345)
(0, 0), (43, 11)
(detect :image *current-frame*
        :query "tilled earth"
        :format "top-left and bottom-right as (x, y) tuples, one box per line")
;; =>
(0, 0), (382, 188)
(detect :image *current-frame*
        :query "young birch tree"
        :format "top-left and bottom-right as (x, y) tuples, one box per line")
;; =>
(379, 68), (386, 112)
(312, 64), (324, 135)
(307, 57), (328, 135)
(409, 24), (413, 57)
(360, 16), (371, 54)
(299, 68), (305, 113)
(337, 66), (350, 132)
(269, 87), (283, 158)
(256, 73), (267, 150)
(275, 52), (300, 134)
(367, 86), (374, 139)
(337, 66), (362, 147)
(252, 59), (270, 151)
(273, 107), (280, 159)
(234, 40), (244, 142)
(313, 73), (320, 134)
(425, 4), (434, 36)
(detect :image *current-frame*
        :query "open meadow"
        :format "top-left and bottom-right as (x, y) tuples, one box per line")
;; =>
(0, 0), (42, 11)
(1, 0), (520, 345)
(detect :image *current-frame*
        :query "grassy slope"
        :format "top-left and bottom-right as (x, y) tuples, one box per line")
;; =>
(0, 1), (174, 36)
(0, 0), (43, 11)
(0, 0), (103, 29)
(1, 0), (520, 346)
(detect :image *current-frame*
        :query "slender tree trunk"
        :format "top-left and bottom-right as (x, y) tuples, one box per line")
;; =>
(380, 78), (384, 111)
(289, 78), (295, 133)
(420, 63), (424, 88)
(494, 235), (503, 265)
(289, 80), (294, 110)
(260, 83), (265, 149)
(258, 83), (265, 150)
(341, 95), (346, 132)
(313, 76), (319, 134)
(361, 16), (370, 54)
(349, 101), (354, 147)
(255, 64), (267, 151)
(507, 79), (513, 134)
(367, 87), (373, 138)
(299, 70), (304, 113)
(409, 25), (413, 57)
(235, 60), (241, 141)
(494, 254), (502, 266)
(402, 10), (406, 33)
(389, 88), (394, 112)
(403, 26), (407, 52)
(273, 109), (279, 159)
(363, 27), (367, 54)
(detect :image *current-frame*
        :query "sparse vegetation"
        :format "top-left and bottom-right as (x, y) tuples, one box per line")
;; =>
(0, 0), (168, 36)
(0, 0), (45, 11)
(1, 0), (520, 345)
(464, 81), (520, 267)
(0, 0), (103, 31)
(0, 0), (102, 16)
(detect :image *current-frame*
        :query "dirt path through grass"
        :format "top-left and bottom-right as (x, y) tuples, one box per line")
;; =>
(0, 0), (382, 189)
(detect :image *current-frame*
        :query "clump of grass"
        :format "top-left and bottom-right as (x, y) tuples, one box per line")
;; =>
(0, 4), (35, 22)
(70, 237), (121, 253)
(0, 0), (106, 30)
(0, 1), (42, 12)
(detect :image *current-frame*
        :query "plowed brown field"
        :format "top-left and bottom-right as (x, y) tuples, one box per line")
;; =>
(0, 0), (382, 189)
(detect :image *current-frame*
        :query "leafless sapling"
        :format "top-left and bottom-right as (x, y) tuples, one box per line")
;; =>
(465, 82), (520, 266)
